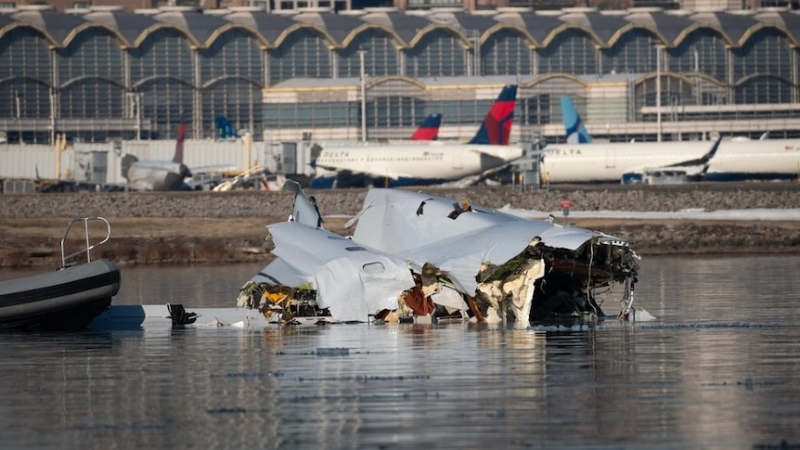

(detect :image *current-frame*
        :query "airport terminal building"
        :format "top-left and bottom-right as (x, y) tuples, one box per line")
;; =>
(1, 4), (799, 146)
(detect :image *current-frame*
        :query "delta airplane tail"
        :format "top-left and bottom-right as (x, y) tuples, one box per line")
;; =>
(173, 121), (186, 164)
(467, 85), (517, 146)
(410, 113), (442, 141)
(561, 96), (592, 144)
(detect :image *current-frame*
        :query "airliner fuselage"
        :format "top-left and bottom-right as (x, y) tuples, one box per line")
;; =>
(312, 143), (524, 188)
(542, 139), (800, 183)
(126, 160), (191, 191)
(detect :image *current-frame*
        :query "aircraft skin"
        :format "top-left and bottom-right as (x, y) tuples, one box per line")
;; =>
(409, 113), (442, 141)
(240, 179), (641, 325)
(246, 179), (415, 322)
(547, 97), (800, 183)
(311, 85), (522, 188)
(124, 122), (192, 191)
(310, 112), (444, 183)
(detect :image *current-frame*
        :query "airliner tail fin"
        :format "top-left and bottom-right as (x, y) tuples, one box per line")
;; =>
(561, 96), (592, 144)
(410, 113), (442, 141)
(468, 84), (517, 146)
(172, 121), (186, 164)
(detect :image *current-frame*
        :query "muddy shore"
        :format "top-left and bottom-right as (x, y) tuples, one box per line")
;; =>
(2, 183), (800, 268)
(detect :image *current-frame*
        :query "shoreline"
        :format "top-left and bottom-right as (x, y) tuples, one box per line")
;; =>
(2, 216), (799, 269)
(2, 184), (800, 268)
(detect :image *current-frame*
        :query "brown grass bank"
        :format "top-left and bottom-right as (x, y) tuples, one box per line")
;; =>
(2, 216), (799, 269)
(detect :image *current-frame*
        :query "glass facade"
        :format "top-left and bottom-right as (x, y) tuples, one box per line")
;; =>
(0, 27), (51, 119)
(601, 28), (659, 74)
(481, 28), (532, 76)
(667, 28), (728, 81)
(0, 11), (798, 143)
(537, 28), (598, 75)
(404, 29), (467, 77)
(336, 29), (400, 78)
(268, 28), (332, 85)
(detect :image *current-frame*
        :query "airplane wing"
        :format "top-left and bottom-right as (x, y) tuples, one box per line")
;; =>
(621, 134), (723, 183)
(660, 134), (722, 169)
(310, 161), (413, 181)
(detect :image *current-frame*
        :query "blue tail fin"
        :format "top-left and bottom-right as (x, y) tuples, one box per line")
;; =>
(215, 116), (239, 140)
(468, 85), (517, 146)
(561, 96), (592, 144)
(410, 113), (442, 141)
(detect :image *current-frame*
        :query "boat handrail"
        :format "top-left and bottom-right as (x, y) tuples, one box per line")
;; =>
(60, 216), (112, 268)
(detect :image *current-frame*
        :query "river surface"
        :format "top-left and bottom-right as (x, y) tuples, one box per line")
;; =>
(1, 256), (799, 449)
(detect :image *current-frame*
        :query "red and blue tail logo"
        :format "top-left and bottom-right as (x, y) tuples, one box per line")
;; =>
(468, 84), (517, 146)
(410, 113), (442, 141)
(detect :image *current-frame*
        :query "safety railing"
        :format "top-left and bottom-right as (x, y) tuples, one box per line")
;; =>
(60, 216), (112, 268)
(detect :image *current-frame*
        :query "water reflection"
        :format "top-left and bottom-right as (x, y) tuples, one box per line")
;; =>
(1, 256), (800, 448)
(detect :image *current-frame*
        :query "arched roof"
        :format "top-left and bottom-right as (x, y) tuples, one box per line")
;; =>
(734, 72), (793, 86)
(690, 11), (759, 45)
(560, 11), (630, 45)
(82, 9), (160, 48)
(426, 11), (498, 37)
(11, 9), (88, 45)
(292, 11), (367, 44)
(266, 74), (516, 91)
(409, 23), (470, 47)
(359, 11), (433, 45)
(367, 75), (425, 90)
(0, 14), (15, 31)
(492, 12), (564, 46)
(152, 9), (232, 46)
(523, 73), (589, 88)
(634, 71), (723, 87)
(223, 11), (299, 45)
(625, 11), (696, 46)
(752, 10), (800, 45)
(0, 8), (798, 51)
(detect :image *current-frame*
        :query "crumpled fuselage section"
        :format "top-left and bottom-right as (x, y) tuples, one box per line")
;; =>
(237, 182), (641, 326)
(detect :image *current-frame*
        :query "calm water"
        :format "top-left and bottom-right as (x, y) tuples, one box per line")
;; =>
(1, 256), (800, 449)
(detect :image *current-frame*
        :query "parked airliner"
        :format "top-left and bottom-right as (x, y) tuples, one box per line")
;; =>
(543, 97), (800, 184)
(122, 122), (192, 191)
(409, 113), (443, 141)
(310, 85), (521, 188)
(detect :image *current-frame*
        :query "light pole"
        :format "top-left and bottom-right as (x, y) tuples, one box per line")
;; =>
(358, 49), (367, 143)
(14, 89), (21, 144)
(656, 44), (663, 142)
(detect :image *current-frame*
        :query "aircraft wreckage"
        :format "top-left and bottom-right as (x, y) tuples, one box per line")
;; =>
(237, 181), (644, 327)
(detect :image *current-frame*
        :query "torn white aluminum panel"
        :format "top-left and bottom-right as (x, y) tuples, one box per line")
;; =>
(351, 189), (517, 254)
(253, 257), (313, 288)
(259, 222), (415, 322)
(350, 190), (622, 295)
(351, 189), (622, 254)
